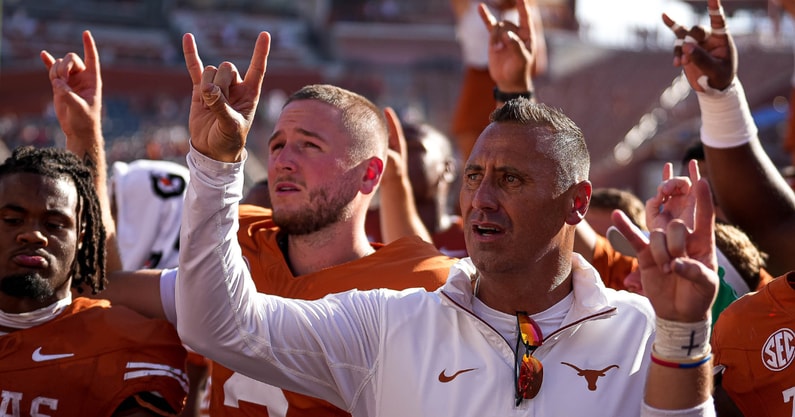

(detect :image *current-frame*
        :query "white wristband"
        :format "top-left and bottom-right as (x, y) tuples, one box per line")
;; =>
(696, 79), (757, 149)
(160, 267), (178, 326)
(641, 398), (716, 417)
(653, 317), (712, 360)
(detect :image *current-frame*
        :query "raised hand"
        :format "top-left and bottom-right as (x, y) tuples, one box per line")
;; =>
(41, 30), (122, 273)
(612, 171), (718, 323)
(646, 161), (700, 232)
(40, 30), (102, 144)
(662, 0), (736, 91)
(382, 107), (408, 185)
(183, 32), (271, 162)
(379, 107), (433, 243)
(478, 0), (538, 93)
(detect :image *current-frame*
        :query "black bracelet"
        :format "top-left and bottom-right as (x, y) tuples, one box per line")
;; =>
(493, 87), (534, 102)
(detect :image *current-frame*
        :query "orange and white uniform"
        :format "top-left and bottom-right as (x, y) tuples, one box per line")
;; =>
(203, 204), (455, 416)
(712, 273), (795, 417)
(0, 297), (188, 416)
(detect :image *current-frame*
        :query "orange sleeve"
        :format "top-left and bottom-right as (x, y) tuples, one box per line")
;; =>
(590, 235), (637, 291)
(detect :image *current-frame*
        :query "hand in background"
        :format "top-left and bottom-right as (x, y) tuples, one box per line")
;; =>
(662, 0), (736, 92)
(40, 30), (102, 145)
(612, 161), (718, 323)
(478, 0), (538, 93)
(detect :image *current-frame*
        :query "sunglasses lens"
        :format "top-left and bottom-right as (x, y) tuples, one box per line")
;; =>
(518, 316), (543, 346)
(515, 312), (544, 405)
(518, 355), (543, 399)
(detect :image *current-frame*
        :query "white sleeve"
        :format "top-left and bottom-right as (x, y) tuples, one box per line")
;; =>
(641, 398), (715, 417)
(174, 145), (382, 411)
(160, 268), (178, 326)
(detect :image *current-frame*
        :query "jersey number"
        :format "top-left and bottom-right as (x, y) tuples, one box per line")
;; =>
(224, 372), (288, 416)
(0, 391), (58, 417)
(784, 386), (795, 417)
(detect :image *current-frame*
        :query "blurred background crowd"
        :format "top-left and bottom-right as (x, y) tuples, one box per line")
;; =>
(0, 0), (792, 197)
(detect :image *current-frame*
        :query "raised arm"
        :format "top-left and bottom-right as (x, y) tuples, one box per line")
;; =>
(663, 0), (795, 275)
(40, 30), (121, 273)
(175, 34), (384, 411)
(378, 107), (433, 243)
(177, 29), (271, 340)
(40, 32), (171, 317)
(613, 164), (718, 416)
(478, 0), (539, 103)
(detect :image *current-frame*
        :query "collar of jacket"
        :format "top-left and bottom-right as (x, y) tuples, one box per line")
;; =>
(439, 254), (618, 345)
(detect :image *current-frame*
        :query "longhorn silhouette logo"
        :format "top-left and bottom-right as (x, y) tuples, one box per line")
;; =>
(561, 362), (620, 391)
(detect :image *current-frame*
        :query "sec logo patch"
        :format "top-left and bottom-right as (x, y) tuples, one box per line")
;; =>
(762, 328), (795, 371)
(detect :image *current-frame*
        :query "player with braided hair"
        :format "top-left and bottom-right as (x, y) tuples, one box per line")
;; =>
(0, 147), (189, 415)
(0, 146), (107, 295)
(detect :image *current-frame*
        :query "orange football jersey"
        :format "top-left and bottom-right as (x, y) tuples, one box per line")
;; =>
(0, 297), (188, 416)
(590, 234), (636, 292)
(206, 204), (456, 417)
(364, 209), (467, 258)
(712, 273), (795, 417)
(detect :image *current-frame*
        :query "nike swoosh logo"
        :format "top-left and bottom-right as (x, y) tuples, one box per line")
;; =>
(438, 368), (476, 383)
(32, 347), (75, 362)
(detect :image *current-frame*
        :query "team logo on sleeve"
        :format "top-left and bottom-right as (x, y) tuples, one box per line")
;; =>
(150, 172), (187, 199)
(762, 328), (795, 371)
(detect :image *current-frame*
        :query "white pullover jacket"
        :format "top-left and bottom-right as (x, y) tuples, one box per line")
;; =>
(175, 148), (684, 417)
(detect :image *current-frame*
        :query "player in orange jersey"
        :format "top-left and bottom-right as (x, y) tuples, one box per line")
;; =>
(193, 81), (455, 417)
(712, 274), (795, 416)
(0, 146), (188, 416)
